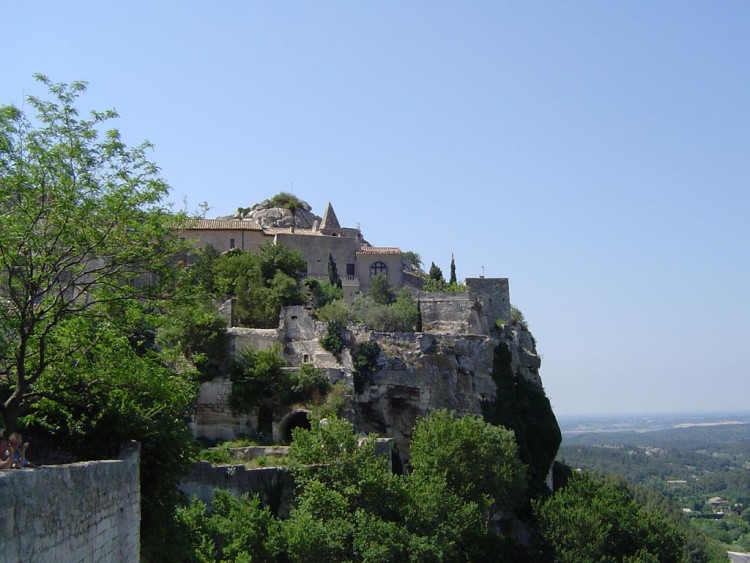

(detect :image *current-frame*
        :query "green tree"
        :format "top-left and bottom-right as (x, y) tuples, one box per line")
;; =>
(229, 344), (286, 411)
(211, 248), (255, 297)
(428, 262), (444, 283)
(22, 312), (197, 560)
(449, 254), (457, 285)
(0, 76), (183, 434)
(286, 416), (471, 561)
(369, 272), (395, 305)
(352, 341), (381, 393)
(320, 320), (346, 360)
(174, 490), (283, 562)
(535, 471), (687, 563)
(328, 252), (342, 289)
(402, 251), (422, 271)
(155, 288), (227, 380)
(212, 244), (306, 328)
(390, 290), (420, 331)
(409, 409), (527, 520)
(305, 278), (343, 310)
(316, 298), (350, 325)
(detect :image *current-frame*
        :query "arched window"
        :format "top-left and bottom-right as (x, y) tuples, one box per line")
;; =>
(370, 261), (387, 278)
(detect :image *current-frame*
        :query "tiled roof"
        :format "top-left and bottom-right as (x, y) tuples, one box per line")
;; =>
(357, 246), (402, 255)
(183, 219), (263, 231)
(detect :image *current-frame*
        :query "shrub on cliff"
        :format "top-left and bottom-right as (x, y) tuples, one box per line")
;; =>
(352, 341), (381, 393)
(320, 320), (346, 359)
(350, 291), (420, 332)
(212, 243), (306, 328)
(482, 341), (561, 499)
(305, 278), (343, 309)
(230, 346), (331, 414)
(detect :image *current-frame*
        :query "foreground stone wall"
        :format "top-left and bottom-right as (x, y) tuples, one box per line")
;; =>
(0, 442), (140, 562)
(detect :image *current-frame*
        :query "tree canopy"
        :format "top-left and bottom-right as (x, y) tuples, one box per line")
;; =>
(0, 75), (184, 434)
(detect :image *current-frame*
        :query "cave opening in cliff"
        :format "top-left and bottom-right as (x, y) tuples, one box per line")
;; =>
(279, 410), (311, 444)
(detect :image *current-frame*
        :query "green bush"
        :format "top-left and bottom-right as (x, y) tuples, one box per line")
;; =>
(316, 299), (350, 325)
(320, 320), (346, 359)
(289, 364), (330, 398)
(230, 347), (331, 414)
(351, 292), (419, 332)
(311, 381), (351, 420)
(305, 278), (343, 309)
(229, 345), (286, 412)
(369, 273), (395, 305)
(510, 305), (528, 329)
(352, 342), (381, 393)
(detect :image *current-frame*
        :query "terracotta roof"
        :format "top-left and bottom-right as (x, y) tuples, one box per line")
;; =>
(357, 246), (402, 255)
(183, 219), (262, 231)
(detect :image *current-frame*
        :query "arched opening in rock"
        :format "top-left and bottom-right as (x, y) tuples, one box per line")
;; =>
(279, 410), (311, 444)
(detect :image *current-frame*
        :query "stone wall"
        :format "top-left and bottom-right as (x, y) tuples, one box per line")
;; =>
(189, 376), (257, 442)
(417, 277), (510, 336)
(180, 463), (295, 517)
(227, 326), (279, 355)
(0, 442), (140, 562)
(466, 277), (511, 327)
(418, 293), (486, 335)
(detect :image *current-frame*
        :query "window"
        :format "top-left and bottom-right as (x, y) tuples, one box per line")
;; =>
(370, 261), (387, 278)
(229, 238), (236, 249)
(347, 263), (355, 276)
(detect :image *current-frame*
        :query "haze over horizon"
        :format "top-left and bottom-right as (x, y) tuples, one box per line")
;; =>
(3, 2), (748, 416)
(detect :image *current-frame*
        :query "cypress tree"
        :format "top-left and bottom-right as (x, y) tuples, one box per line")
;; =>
(449, 254), (457, 285)
(328, 252), (342, 288)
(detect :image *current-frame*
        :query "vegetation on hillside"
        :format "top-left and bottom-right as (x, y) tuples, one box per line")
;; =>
(175, 412), (531, 561)
(561, 423), (750, 555)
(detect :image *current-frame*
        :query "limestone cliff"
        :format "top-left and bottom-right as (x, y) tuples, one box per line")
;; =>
(349, 320), (559, 496)
(191, 305), (561, 492)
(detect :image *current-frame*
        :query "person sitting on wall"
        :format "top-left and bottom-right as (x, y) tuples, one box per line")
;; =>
(8, 433), (31, 468)
(0, 437), (15, 470)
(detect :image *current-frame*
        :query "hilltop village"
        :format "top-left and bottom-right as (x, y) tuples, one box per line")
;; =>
(178, 196), (541, 455)
(181, 196), (510, 315)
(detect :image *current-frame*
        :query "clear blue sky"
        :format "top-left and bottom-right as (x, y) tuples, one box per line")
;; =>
(3, 2), (748, 416)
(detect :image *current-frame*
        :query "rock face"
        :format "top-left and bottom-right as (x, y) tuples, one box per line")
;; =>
(219, 198), (321, 229)
(355, 324), (545, 459)
(191, 305), (557, 476)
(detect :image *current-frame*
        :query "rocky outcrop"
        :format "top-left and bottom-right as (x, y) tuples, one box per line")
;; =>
(354, 324), (546, 459)
(220, 198), (321, 229)
(190, 306), (557, 481)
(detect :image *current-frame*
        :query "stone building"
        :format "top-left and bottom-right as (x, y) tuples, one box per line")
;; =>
(181, 197), (511, 324)
(182, 201), (405, 302)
